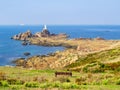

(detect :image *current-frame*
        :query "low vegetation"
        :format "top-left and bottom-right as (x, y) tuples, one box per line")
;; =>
(66, 47), (120, 72)
(0, 66), (120, 90)
(6, 32), (120, 89)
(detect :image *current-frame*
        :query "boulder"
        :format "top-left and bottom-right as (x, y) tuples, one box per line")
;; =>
(12, 58), (26, 66)
(24, 52), (31, 56)
(94, 37), (105, 40)
(22, 41), (28, 46)
(12, 30), (32, 40)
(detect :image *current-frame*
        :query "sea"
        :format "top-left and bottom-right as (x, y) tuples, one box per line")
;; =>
(0, 25), (120, 66)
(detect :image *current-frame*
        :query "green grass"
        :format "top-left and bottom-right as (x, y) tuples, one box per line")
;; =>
(79, 85), (120, 90)
(66, 47), (120, 71)
(1, 85), (120, 90)
(0, 66), (120, 89)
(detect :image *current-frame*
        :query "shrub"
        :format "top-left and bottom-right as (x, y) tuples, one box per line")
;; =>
(75, 77), (87, 85)
(102, 79), (109, 85)
(51, 81), (60, 88)
(116, 67), (120, 71)
(61, 82), (71, 89)
(61, 82), (80, 89)
(7, 78), (17, 85)
(53, 77), (70, 83)
(0, 81), (9, 87)
(10, 86), (21, 90)
(25, 82), (39, 88)
(39, 83), (51, 88)
(33, 76), (48, 83)
(15, 80), (25, 85)
(70, 83), (80, 89)
(83, 67), (88, 72)
(0, 71), (7, 80)
(116, 79), (120, 85)
(87, 73), (93, 78)
(7, 78), (25, 85)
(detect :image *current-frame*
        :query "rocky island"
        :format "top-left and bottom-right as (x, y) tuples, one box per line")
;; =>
(11, 25), (69, 47)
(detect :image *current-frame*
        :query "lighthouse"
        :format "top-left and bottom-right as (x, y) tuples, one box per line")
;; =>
(43, 25), (47, 30)
(41, 25), (50, 36)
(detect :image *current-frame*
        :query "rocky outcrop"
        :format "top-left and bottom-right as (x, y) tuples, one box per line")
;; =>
(12, 58), (26, 67)
(41, 29), (50, 36)
(22, 41), (28, 45)
(34, 29), (50, 37)
(94, 37), (105, 40)
(11, 30), (32, 40)
(24, 52), (31, 56)
(34, 29), (68, 38)
(12, 28), (68, 41)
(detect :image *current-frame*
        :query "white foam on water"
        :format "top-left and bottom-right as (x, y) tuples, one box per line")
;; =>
(8, 57), (21, 61)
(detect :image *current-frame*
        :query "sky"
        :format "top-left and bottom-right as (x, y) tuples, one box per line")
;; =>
(0, 0), (120, 25)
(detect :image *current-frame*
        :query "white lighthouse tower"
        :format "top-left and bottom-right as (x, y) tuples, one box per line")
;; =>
(43, 25), (47, 30)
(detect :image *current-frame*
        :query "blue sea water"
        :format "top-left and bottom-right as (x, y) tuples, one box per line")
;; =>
(0, 25), (120, 65)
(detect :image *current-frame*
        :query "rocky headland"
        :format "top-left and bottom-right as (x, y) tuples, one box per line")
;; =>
(11, 25), (120, 70)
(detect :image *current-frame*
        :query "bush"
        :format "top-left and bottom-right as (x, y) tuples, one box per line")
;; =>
(15, 80), (25, 85)
(61, 82), (71, 89)
(116, 79), (120, 85)
(39, 83), (51, 88)
(102, 79), (109, 85)
(61, 82), (80, 89)
(33, 76), (48, 83)
(25, 82), (39, 88)
(75, 77), (87, 85)
(7, 78), (25, 85)
(7, 78), (17, 85)
(69, 83), (80, 89)
(51, 81), (60, 88)
(0, 81), (9, 87)
(0, 72), (7, 80)
(10, 86), (21, 90)
(53, 77), (70, 83)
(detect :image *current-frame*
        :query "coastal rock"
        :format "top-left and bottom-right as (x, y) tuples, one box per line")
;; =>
(94, 37), (105, 40)
(24, 52), (31, 56)
(12, 30), (32, 40)
(22, 41), (28, 46)
(12, 58), (26, 67)
(56, 33), (69, 38)
(35, 29), (50, 37)
(41, 29), (50, 36)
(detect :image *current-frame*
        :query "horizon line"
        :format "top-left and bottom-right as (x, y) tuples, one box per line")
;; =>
(0, 24), (120, 26)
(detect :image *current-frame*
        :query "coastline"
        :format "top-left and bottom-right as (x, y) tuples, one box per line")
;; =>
(11, 29), (120, 69)
(1, 26), (120, 89)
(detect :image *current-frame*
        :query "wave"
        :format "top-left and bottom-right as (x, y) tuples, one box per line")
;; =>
(8, 57), (21, 61)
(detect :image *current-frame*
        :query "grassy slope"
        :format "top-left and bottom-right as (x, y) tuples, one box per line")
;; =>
(0, 67), (120, 90)
(66, 47), (120, 72)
